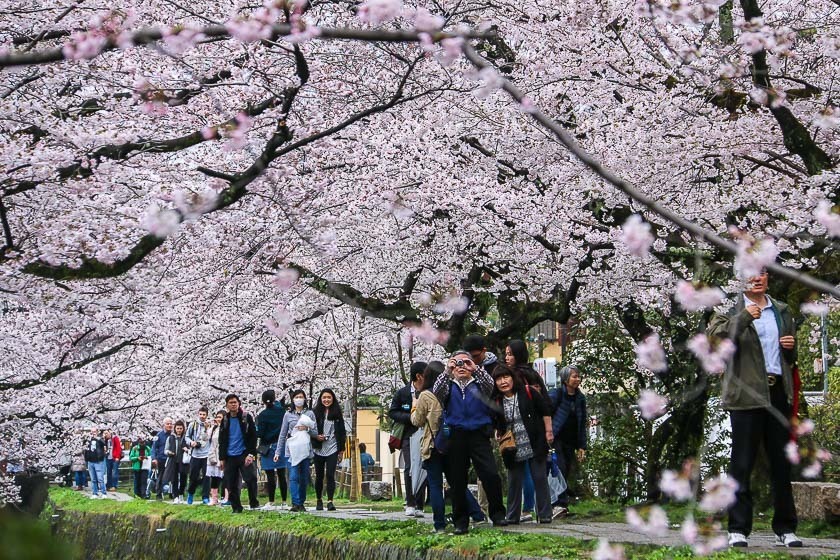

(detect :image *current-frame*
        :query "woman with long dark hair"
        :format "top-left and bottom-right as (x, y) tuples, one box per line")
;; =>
(256, 389), (288, 509)
(312, 388), (346, 511)
(492, 364), (553, 524)
(275, 389), (317, 512)
(163, 420), (189, 503)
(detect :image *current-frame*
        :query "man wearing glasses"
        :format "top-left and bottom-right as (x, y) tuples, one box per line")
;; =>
(432, 349), (507, 534)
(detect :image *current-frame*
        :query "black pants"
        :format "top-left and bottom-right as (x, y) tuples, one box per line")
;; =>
(728, 382), (797, 536)
(187, 457), (211, 499)
(155, 460), (167, 497)
(264, 468), (288, 502)
(173, 463), (189, 498)
(446, 427), (505, 529)
(223, 454), (259, 512)
(210, 476), (222, 489)
(314, 453), (338, 501)
(553, 440), (577, 507)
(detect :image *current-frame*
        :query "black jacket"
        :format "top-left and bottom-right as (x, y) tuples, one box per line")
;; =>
(314, 408), (347, 453)
(84, 437), (106, 462)
(219, 410), (257, 460)
(388, 384), (418, 438)
(497, 386), (551, 458)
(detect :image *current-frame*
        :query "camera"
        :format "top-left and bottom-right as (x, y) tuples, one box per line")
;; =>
(455, 359), (465, 367)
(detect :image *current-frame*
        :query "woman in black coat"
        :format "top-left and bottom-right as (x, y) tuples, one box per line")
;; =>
(492, 365), (554, 524)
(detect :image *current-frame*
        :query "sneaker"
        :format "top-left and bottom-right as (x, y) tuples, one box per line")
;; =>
(405, 507), (417, 517)
(327, 501), (336, 511)
(202, 498), (210, 505)
(492, 518), (509, 527)
(538, 518), (552, 524)
(89, 494), (98, 499)
(775, 533), (802, 548)
(219, 500), (230, 506)
(173, 497), (181, 504)
(453, 526), (469, 535)
(552, 506), (568, 519)
(279, 502), (288, 510)
(187, 494), (194, 505)
(413, 509), (425, 518)
(289, 505), (301, 512)
(260, 503), (275, 511)
(728, 532), (748, 548)
(519, 513), (533, 523)
(316, 500), (324, 511)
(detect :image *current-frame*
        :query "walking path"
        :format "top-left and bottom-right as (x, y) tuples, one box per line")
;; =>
(94, 491), (840, 557)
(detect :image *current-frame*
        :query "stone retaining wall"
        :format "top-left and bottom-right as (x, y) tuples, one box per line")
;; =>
(51, 510), (539, 560)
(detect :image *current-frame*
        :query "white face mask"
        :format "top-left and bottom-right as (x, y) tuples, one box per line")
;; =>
(293, 398), (305, 408)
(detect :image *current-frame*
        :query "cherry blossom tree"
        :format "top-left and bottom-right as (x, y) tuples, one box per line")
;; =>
(1, 0), (838, 521)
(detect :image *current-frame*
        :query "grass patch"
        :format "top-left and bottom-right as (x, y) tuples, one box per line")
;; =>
(47, 488), (835, 559)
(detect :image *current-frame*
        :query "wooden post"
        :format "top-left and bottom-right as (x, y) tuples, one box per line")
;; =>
(348, 435), (363, 501)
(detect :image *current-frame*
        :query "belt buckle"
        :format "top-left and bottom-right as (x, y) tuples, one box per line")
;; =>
(767, 375), (777, 387)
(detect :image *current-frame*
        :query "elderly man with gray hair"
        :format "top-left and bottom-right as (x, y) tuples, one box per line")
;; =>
(432, 349), (508, 534)
(549, 365), (587, 516)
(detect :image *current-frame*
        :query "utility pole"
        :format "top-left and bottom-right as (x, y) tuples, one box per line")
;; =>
(821, 313), (830, 399)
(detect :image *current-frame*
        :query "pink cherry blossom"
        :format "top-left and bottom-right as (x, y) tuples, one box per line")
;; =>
(413, 8), (444, 32)
(438, 37), (464, 66)
(620, 215), (654, 257)
(271, 268), (300, 291)
(680, 514), (697, 544)
(686, 334), (735, 374)
(785, 440), (801, 465)
(625, 505), (669, 537)
(264, 308), (294, 338)
(698, 475), (738, 512)
(659, 469), (693, 501)
(638, 389), (668, 420)
(674, 280), (724, 311)
(434, 296), (469, 314)
(140, 206), (181, 238)
(815, 200), (840, 237)
(795, 418), (815, 437)
(592, 539), (625, 560)
(734, 237), (778, 279)
(357, 0), (403, 25)
(802, 461), (822, 479)
(635, 333), (667, 373)
(801, 302), (829, 316)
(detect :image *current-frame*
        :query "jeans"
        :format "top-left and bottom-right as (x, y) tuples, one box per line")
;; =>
(73, 470), (88, 488)
(313, 452), (338, 501)
(423, 451), (485, 530)
(133, 470), (149, 498)
(289, 458), (310, 506)
(106, 458), (120, 489)
(88, 460), (106, 495)
(522, 461), (535, 513)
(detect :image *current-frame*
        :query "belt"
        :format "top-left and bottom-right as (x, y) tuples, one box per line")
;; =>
(767, 375), (781, 387)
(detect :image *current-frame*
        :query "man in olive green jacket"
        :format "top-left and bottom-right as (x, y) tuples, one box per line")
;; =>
(707, 271), (801, 548)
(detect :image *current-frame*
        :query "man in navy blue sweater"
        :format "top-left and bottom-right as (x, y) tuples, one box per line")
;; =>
(433, 350), (507, 534)
(151, 417), (173, 499)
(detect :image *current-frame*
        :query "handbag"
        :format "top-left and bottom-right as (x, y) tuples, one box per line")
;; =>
(432, 421), (451, 454)
(388, 421), (405, 453)
(497, 430), (516, 454)
(181, 447), (192, 464)
(257, 443), (271, 456)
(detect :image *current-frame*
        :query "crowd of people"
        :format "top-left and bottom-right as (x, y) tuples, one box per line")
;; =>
(70, 334), (587, 531)
(390, 334), (587, 534)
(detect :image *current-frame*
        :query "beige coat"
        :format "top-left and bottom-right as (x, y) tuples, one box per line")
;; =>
(410, 390), (442, 461)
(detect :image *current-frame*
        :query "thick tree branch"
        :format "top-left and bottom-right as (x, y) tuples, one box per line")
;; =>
(0, 23), (492, 68)
(461, 44), (840, 299)
(0, 338), (139, 391)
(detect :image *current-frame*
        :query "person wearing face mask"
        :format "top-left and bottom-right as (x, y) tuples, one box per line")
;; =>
(275, 390), (318, 512)
(219, 394), (259, 513)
